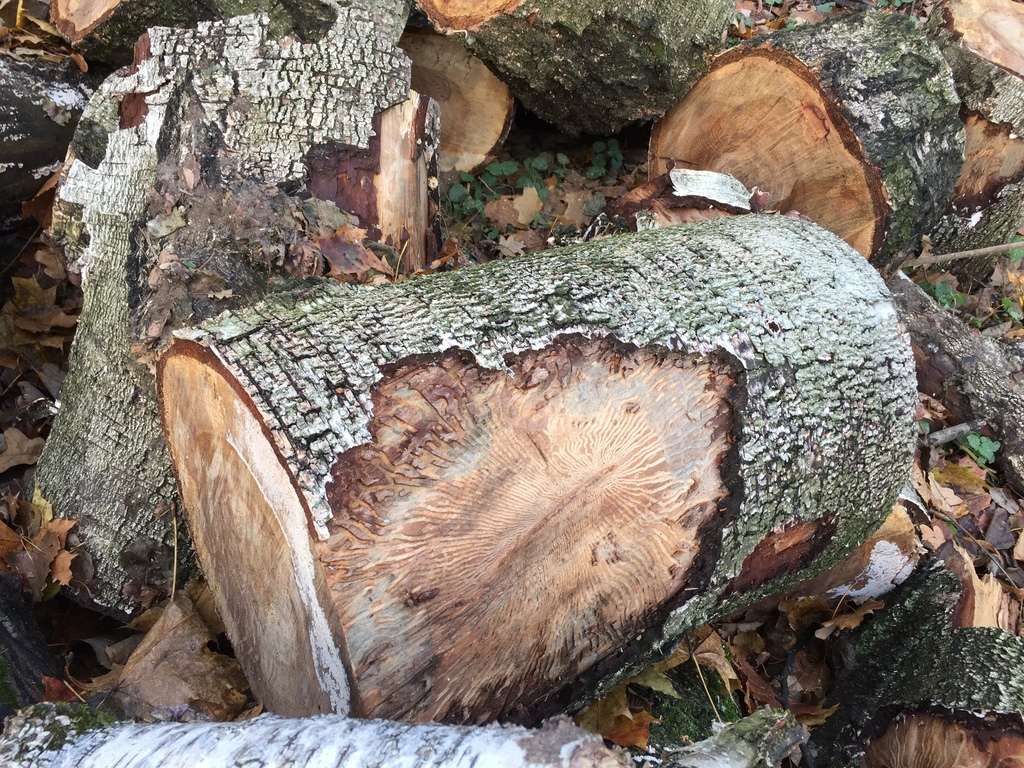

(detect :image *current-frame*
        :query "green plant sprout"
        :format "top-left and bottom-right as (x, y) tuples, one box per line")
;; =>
(955, 433), (1001, 468)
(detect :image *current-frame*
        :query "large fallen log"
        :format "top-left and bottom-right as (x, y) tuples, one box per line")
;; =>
(159, 214), (918, 723)
(35, 4), (436, 616)
(926, 0), (1024, 285)
(0, 705), (627, 767)
(416, 0), (734, 135)
(649, 11), (964, 276)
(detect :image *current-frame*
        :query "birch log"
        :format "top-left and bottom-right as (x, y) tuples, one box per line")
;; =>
(159, 215), (917, 724)
(926, 0), (1024, 284)
(35, 4), (434, 616)
(0, 706), (626, 768)
(650, 11), (964, 275)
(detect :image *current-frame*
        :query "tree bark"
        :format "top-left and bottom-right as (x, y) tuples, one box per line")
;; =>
(159, 214), (917, 724)
(810, 565), (1024, 766)
(0, 705), (627, 767)
(887, 273), (1024, 495)
(0, 57), (97, 207)
(35, 4), (433, 616)
(650, 11), (964, 276)
(0, 574), (65, 720)
(416, 0), (734, 136)
(49, 0), (382, 66)
(926, 0), (1024, 285)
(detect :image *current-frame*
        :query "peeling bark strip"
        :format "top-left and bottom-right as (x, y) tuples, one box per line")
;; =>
(35, 5), (425, 616)
(0, 706), (628, 768)
(926, 0), (1024, 283)
(650, 11), (964, 275)
(159, 215), (918, 723)
(416, 0), (734, 135)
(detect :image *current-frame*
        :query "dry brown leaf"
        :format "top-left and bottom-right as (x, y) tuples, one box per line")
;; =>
(629, 667), (680, 698)
(0, 427), (45, 472)
(603, 710), (660, 749)
(91, 593), (249, 721)
(920, 522), (950, 551)
(692, 629), (742, 695)
(50, 549), (75, 586)
(576, 682), (631, 735)
(928, 472), (968, 517)
(513, 186), (543, 226)
(948, 541), (1007, 629)
(484, 198), (519, 231)
(815, 598), (884, 638)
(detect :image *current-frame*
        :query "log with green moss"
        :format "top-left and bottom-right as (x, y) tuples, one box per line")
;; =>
(36, 2), (437, 616)
(159, 214), (917, 724)
(416, 0), (734, 135)
(650, 11), (964, 275)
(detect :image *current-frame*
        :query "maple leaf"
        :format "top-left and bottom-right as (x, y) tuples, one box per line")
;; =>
(318, 226), (391, 282)
(484, 198), (520, 231)
(0, 428), (45, 473)
(603, 710), (660, 749)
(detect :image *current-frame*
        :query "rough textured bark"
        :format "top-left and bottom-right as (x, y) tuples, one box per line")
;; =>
(0, 57), (97, 206)
(0, 705), (627, 768)
(416, 0), (734, 136)
(49, 0), (376, 65)
(811, 565), (1024, 766)
(401, 28), (514, 175)
(36, 5), (428, 616)
(887, 273), (1024, 495)
(926, 0), (1024, 284)
(650, 11), (964, 275)
(0, 574), (64, 720)
(159, 215), (917, 724)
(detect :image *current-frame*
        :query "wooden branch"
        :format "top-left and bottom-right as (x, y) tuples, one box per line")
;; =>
(159, 215), (917, 723)
(903, 239), (1024, 268)
(650, 11), (964, 275)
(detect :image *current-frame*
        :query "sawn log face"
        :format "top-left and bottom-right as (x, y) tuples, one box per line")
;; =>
(160, 215), (918, 723)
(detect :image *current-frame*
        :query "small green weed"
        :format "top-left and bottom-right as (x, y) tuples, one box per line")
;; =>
(584, 140), (623, 180)
(956, 433), (1001, 467)
(920, 279), (967, 310)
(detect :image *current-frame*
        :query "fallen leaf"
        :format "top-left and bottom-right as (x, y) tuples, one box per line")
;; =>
(0, 427), (45, 472)
(87, 593), (249, 721)
(920, 522), (950, 551)
(50, 549), (75, 586)
(576, 682), (631, 735)
(496, 234), (526, 258)
(815, 598), (884, 638)
(484, 198), (520, 232)
(513, 186), (544, 226)
(603, 710), (660, 749)
(692, 630), (742, 695)
(629, 667), (680, 698)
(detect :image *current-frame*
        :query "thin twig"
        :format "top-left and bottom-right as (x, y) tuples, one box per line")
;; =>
(688, 637), (722, 723)
(903, 240), (1024, 268)
(923, 419), (989, 448)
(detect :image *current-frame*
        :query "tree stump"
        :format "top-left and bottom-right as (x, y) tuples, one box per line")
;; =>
(416, 0), (735, 135)
(35, 5), (436, 616)
(159, 215), (917, 724)
(926, 0), (1024, 284)
(650, 11), (964, 275)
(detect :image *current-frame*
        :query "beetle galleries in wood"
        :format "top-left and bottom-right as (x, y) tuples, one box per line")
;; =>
(322, 336), (734, 723)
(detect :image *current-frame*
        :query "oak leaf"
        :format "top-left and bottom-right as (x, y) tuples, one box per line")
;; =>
(0, 428), (45, 472)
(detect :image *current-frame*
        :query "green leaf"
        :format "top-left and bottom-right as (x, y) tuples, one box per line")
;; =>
(459, 172), (475, 183)
(592, 141), (607, 153)
(556, 153), (570, 165)
(530, 156), (548, 171)
(966, 434), (1000, 465)
(816, 2), (835, 10)
(1008, 235), (1024, 262)
(584, 166), (604, 180)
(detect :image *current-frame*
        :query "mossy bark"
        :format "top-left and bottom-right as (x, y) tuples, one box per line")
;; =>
(162, 215), (917, 721)
(811, 565), (1024, 766)
(419, 0), (733, 135)
(36, 5), (417, 616)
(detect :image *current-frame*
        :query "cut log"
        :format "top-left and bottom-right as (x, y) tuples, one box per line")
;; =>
(35, 5), (434, 616)
(416, 0), (734, 136)
(887, 273), (1024, 495)
(0, 705), (627, 767)
(926, 0), (1024, 284)
(159, 215), (917, 723)
(0, 57), (97, 206)
(810, 565), (1024, 766)
(650, 11), (964, 275)
(400, 29), (514, 175)
(866, 711), (1024, 768)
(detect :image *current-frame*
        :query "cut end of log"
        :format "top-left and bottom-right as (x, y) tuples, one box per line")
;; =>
(401, 30), (514, 174)
(160, 344), (352, 718)
(953, 113), (1024, 209)
(866, 711), (1024, 768)
(161, 334), (736, 723)
(51, 0), (117, 44)
(321, 336), (734, 723)
(417, 0), (524, 32)
(649, 46), (888, 258)
(942, 0), (1024, 78)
